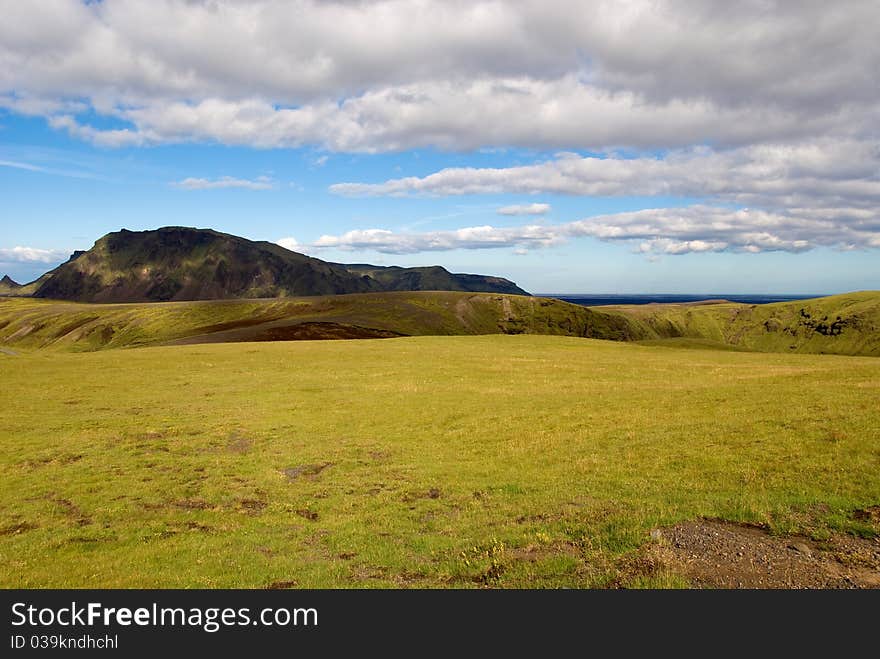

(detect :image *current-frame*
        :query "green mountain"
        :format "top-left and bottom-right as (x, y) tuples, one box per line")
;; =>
(339, 263), (527, 295)
(0, 273), (53, 297)
(0, 275), (21, 295)
(23, 227), (527, 302)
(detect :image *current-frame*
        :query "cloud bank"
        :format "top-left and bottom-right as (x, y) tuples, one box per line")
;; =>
(309, 205), (880, 256)
(0, 246), (69, 264)
(1, 1), (876, 152)
(497, 203), (551, 216)
(329, 140), (880, 254)
(172, 176), (276, 190)
(2, 1), (878, 257)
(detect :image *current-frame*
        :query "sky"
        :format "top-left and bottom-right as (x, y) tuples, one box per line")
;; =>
(1, 1), (879, 294)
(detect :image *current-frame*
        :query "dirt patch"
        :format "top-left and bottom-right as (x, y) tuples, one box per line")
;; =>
(64, 533), (116, 545)
(402, 487), (442, 502)
(624, 519), (880, 588)
(227, 434), (253, 454)
(238, 498), (267, 514)
(22, 453), (83, 470)
(52, 315), (99, 339)
(173, 498), (213, 510)
(174, 320), (407, 345)
(283, 462), (333, 481)
(0, 521), (38, 536)
(454, 297), (476, 329)
(265, 580), (298, 590)
(295, 508), (319, 521)
(854, 506), (880, 524)
(247, 322), (406, 341)
(506, 541), (581, 564)
(47, 496), (92, 527)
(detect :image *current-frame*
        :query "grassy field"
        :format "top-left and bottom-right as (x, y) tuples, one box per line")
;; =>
(1, 334), (878, 587)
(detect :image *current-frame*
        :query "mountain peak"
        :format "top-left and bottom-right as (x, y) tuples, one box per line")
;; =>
(31, 226), (528, 302)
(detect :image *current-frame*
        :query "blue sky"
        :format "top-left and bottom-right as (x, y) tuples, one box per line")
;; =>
(2, 1), (879, 294)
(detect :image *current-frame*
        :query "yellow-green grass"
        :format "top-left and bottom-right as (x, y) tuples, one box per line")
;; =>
(1, 335), (878, 587)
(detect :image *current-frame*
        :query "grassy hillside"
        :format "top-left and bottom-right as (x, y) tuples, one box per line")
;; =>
(1, 335), (877, 587)
(0, 291), (644, 352)
(600, 291), (880, 356)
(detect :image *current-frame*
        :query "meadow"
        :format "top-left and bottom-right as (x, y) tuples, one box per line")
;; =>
(2, 333), (878, 587)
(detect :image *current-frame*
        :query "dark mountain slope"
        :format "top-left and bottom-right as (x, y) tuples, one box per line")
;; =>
(339, 263), (528, 295)
(28, 227), (528, 303)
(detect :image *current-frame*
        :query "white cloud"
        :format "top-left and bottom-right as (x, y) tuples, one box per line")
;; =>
(171, 176), (276, 190)
(21, 77), (854, 152)
(306, 205), (879, 256)
(276, 237), (300, 251)
(312, 225), (563, 254)
(0, 246), (68, 264)
(497, 203), (551, 216)
(0, 2), (876, 151)
(2, 1), (878, 258)
(331, 141), (880, 208)
(48, 115), (145, 148)
(329, 141), (880, 251)
(0, 159), (47, 173)
(0, 156), (106, 181)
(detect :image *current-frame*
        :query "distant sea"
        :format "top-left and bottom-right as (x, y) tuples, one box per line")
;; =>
(537, 293), (823, 307)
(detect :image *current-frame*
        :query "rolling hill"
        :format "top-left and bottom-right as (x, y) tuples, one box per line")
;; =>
(2, 290), (879, 356)
(0, 291), (644, 352)
(13, 227), (527, 302)
(600, 291), (880, 356)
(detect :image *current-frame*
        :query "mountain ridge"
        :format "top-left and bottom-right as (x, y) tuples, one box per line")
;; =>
(6, 226), (528, 302)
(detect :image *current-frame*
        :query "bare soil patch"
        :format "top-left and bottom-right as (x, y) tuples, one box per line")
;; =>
(283, 462), (333, 481)
(227, 433), (253, 454)
(265, 580), (298, 590)
(172, 320), (406, 345)
(625, 519), (880, 588)
(0, 521), (38, 536)
(47, 495), (92, 527)
(246, 322), (405, 341)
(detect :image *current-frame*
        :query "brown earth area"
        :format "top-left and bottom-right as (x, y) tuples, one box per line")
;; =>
(621, 514), (880, 588)
(167, 320), (407, 344)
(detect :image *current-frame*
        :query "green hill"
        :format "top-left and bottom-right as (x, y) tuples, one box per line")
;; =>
(600, 291), (880, 356)
(3, 290), (879, 356)
(0, 274), (52, 297)
(21, 227), (527, 303)
(0, 275), (21, 296)
(0, 291), (644, 352)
